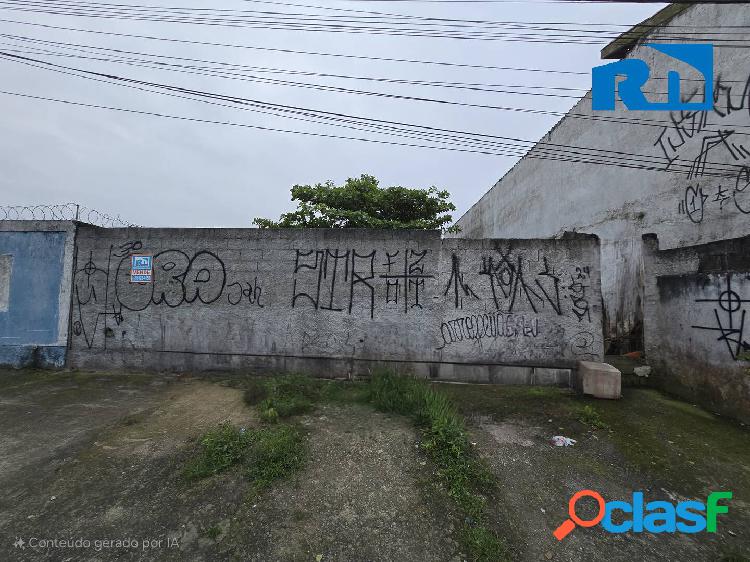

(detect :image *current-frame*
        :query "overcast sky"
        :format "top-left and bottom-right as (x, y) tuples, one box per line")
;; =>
(0, 1), (665, 227)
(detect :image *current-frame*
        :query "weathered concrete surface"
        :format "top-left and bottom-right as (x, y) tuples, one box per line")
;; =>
(443, 384), (750, 562)
(643, 234), (750, 422)
(67, 226), (603, 379)
(450, 3), (750, 352)
(0, 221), (76, 367)
(579, 361), (622, 399)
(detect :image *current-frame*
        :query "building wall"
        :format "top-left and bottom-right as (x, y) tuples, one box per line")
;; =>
(68, 226), (602, 382)
(643, 234), (750, 422)
(452, 3), (750, 352)
(0, 221), (76, 367)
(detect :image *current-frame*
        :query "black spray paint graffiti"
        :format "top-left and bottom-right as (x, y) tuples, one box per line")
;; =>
(437, 312), (539, 349)
(381, 249), (433, 312)
(568, 267), (591, 323)
(570, 330), (597, 359)
(227, 278), (264, 307)
(443, 249), (591, 322)
(291, 248), (434, 319)
(477, 251), (562, 315)
(655, 71), (750, 225)
(73, 242), (263, 349)
(677, 166), (750, 224)
(443, 253), (478, 309)
(291, 249), (375, 319)
(72, 249), (118, 349)
(115, 249), (228, 311)
(692, 275), (750, 360)
(655, 72), (750, 172)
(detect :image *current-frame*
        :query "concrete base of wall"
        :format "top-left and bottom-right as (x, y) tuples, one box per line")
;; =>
(0, 345), (66, 368)
(68, 350), (573, 386)
(649, 360), (750, 425)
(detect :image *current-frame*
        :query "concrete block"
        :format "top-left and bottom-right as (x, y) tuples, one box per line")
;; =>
(488, 365), (532, 384)
(533, 367), (571, 386)
(578, 361), (621, 399)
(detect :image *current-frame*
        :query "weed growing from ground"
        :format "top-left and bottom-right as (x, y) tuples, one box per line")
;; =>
(578, 404), (610, 429)
(259, 395), (313, 420)
(188, 373), (508, 560)
(183, 422), (305, 492)
(203, 526), (222, 540)
(246, 374), (323, 422)
(368, 372), (509, 562)
(245, 425), (305, 491)
(183, 423), (253, 480)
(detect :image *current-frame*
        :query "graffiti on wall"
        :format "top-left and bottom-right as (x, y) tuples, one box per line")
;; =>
(437, 247), (594, 350)
(72, 239), (600, 362)
(443, 248), (591, 318)
(677, 166), (750, 224)
(692, 274), (750, 360)
(291, 247), (434, 319)
(73, 241), (264, 349)
(657, 72), (750, 225)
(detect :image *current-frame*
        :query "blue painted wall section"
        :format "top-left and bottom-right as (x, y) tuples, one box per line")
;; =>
(0, 231), (67, 367)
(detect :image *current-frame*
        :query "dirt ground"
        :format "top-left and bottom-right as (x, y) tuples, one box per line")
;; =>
(0, 370), (748, 562)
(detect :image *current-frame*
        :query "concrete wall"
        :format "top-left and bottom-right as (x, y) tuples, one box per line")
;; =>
(452, 3), (750, 352)
(0, 221), (76, 367)
(643, 234), (750, 422)
(68, 225), (602, 382)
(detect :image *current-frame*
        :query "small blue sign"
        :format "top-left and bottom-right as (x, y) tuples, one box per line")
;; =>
(130, 254), (153, 283)
(592, 44), (713, 111)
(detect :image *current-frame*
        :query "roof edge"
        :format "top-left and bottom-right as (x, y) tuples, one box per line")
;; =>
(601, 3), (693, 60)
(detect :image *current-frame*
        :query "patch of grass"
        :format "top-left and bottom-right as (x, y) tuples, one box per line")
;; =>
(203, 525), (222, 540)
(367, 372), (509, 562)
(248, 374), (324, 422)
(242, 379), (268, 406)
(578, 404), (609, 429)
(183, 423), (306, 492)
(460, 525), (510, 562)
(246, 425), (306, 492)
(183, 423), (252, 480)
(259, 395), (313, 420)
(439, 383), (576, 424)
(259, 406), (280, 424)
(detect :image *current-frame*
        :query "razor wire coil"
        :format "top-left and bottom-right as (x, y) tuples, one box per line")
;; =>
(0, 203), (139, 227)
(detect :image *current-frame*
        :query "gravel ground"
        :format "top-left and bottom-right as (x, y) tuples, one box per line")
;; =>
(0, 371), (747, 562)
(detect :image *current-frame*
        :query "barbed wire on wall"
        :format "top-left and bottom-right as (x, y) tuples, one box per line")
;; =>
(0, 203), (139, 228)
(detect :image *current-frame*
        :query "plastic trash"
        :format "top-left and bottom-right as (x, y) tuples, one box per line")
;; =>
(551, 435), (576, 447)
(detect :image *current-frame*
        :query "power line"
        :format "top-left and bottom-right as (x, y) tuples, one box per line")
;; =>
(1, 51), (744, 180)
(0, 17), (589, 75)
(0, 43), (587, 101)
(0, 0), (747, 44)
(238, 0), (749, 32)
(0, 34), (592, 97)
(4, 15), (745, 84)
(4, 33), (748, 135)
(3, 87), (744, 181)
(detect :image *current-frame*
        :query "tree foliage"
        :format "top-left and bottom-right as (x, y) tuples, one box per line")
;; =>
(253, 174), (459, 233)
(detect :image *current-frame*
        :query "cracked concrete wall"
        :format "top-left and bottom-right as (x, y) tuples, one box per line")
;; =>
(643, 234), (750, 423)
(67, 225), (602, 382)
(451, 3), (750, 352)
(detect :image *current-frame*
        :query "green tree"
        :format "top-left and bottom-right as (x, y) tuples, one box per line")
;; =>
(253, 174), (459, 233)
